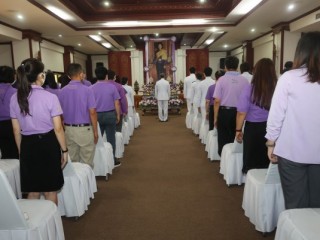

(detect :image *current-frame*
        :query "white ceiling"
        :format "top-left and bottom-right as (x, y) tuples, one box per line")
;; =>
(0, 0), (319, 54)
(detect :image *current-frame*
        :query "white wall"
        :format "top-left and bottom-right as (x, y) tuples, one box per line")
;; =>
(176, 49), (186, 84)
(209, 52), (227, 73)
(12, 39), (30, 68)
(0, 44), (13, 67)
(231, 46), (243, 64)
(253, 34), (273, 64)
(31, 40), (40, 59)
(40, 40), (64, 72)
(74, 51), (87, 72)
(283, 31), (300, 65)
(130, 50), (144, 87)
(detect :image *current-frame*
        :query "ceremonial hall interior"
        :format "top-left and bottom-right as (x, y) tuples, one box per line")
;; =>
(0, 0), (320, 239)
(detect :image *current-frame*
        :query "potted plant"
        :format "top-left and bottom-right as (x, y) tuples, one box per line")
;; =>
(134, 80), (139, 95)
(179, 80), (184, 93)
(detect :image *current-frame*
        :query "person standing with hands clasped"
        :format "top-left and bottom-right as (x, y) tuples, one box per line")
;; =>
(266, 31), (320, 209)
(10, 58), (67, 205)
(235, 58), (277, 174)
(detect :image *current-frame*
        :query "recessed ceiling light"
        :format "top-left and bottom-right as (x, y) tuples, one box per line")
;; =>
(78, 43), (81, 46)
(47, 6), (73, 20)
(206, 39), (214, 45)
(17, 14), (24, 20)
(199, 0), (206, 3)
(210, 27), (218, 32)
(171, 19), (207, 25)
(288, 4), (295, 10)
(130, 45), (133, 48)
(98, 32), (102, 35)
(58, 34), (62, 37)
(102, 42), (112, 48)
(155, 33), (159, 36)
(223, 44), (228, 48)
(89, 35), (102, 42)
(251, 28), (255, 32)
(104, 1), (110, 7)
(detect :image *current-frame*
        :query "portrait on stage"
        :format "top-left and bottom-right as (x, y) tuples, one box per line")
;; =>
(147, 39), (173, 83)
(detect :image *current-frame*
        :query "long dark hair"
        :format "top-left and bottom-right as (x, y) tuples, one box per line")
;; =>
(16, 58), (44, 116)
(251, 58), (277, 110)
(293, 31), (320, 83)
(44, 70), (58, 89)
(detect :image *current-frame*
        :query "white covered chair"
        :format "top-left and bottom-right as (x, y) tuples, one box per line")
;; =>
(0, 159), (21, 199)
(242, 163), (285, 234)
(93, 125), (114, 179)
(127, 116), (134, 136)
(219, 139), (245, 186)
(191, 112), (201, 135)
(58, 159), (97, 218)
(122, 120), (130, 145)
(275, 208), (320, 240)
(134, 110), (140, 128)
(115, 132), (124, 158)
(0, 169), (65, 240)
(206, 129), (220, 161)
(199, 120), (209, 144)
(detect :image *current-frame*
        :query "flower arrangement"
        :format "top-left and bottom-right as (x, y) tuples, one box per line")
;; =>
(169, 98), (184, 107)
(141, 83), (154, 95)
(139, 97), (157, 108)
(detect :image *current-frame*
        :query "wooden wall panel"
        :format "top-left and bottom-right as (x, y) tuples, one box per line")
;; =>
(186, 49), (209, 75)
(108, 51), (132, 85)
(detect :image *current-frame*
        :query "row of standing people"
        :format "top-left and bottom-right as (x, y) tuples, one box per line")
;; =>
(0, 59), (136, 206)
(184, 31), (320, 210)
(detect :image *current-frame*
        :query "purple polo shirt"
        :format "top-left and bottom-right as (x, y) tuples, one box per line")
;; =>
(107, 80), (128, 114)
(10, 85), (62, 135)
(90, 81), (120, 112)
(0, 83), (17, 121)
(82, 79), (92, 86)
(205, 84), (216, 106)
(213, 71), (249, 107)
(237, 84), (269, 122)
(58, 80), (96, 124)
(266, 68), (320, 164)
(45, 87), (60, 97)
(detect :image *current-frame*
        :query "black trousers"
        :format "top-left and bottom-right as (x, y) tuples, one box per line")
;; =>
(242, 121), (269, 173)
(278, 157), (320, 209)
(208, 105), (214, 131)
(116, 114), (123, 132)
(0, 120), (19, 159)
(217, 108), (237, 156)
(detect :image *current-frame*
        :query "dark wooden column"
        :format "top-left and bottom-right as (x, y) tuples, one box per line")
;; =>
(22, 30), (42, 59)
(63, 46), (74, 72)
(242, 40), (253, 69)
(272, 23), (290, 72)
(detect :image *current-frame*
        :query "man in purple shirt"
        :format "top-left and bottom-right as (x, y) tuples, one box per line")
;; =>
(106, 70), (128, 133)
(91, 66), (121, 167)
(59, 63), (98, 168)
(0, 66), (19, 158)
(213, 56), (249, 155)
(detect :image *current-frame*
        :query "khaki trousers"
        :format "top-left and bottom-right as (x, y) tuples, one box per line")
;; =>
(65, 126), (95, 168)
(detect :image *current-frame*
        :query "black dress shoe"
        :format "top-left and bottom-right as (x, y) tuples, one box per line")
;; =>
(114, 161), (121, 168)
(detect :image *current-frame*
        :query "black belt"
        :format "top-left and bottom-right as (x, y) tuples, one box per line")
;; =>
(98, 110), (115, 113)
(220, 106), (237, 110)
(64, 123), (91, 127)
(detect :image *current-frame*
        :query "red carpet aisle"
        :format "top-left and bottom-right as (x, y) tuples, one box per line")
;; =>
(62, 109), (275, 240)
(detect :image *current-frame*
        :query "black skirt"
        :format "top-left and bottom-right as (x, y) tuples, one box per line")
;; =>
(242, 121), (269, 173)
(20, 130), (64, 192)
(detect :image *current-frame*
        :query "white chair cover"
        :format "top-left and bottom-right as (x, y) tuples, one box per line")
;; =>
(206, 129), (220, 161)
(58, 159), (97, 217)
(242, 163), (285, 233)
(199, 120), (209, 144)
(128, 116), (134, 136)
(219, 140), (245, 186)
(115, 132), (124, 158)
(0, 169), (65, 240)
(134, 110), (140, 128)
(0, 159), (21, 199)
(93, 125), (114, 178)
(275, 208), (320, 240)
(122, 121), (130, 145)
(191, 112), (201, 135)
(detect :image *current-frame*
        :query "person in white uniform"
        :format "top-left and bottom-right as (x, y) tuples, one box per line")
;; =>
(183, 67), (196, 112)
(155, 73), (170, 122)
(240, 62), (253, 83)
(121, 77), (135, 118)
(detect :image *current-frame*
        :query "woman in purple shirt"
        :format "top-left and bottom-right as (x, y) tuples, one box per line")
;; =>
(43, 70), (60, 96)
(0, 66), (19, 158)
(10, 58), (68, 205)
(236, 58), (277, 173)
(266, 32), (320, 209)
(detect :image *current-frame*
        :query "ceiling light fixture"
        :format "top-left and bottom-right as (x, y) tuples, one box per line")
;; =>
(155, 33), (159, 36)
(17, 14), (24, 20)
(78, 43), (81, 46)
(58, 34), (62, 37)
(171, 19), (207, 25)
(206, 39), (214, 45)
(231, 0), (263, 15)
(102, 42), (112, 48)
(89, 35), (102, 42)
(199, 0), (206, 3)
(251, 28), (255, 32)
(47, 6), (73, 20)
(104, 21), (139, 27)
(104, 1), (110, 7)
(223, 44), (228, 48)
(210, 27), (218, 32)
(98, 32), (102, 35)
(288, 4), (295, 11)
